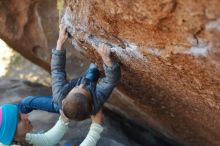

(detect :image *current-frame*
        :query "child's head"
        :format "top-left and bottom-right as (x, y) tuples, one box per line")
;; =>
(62, 84), (92, 121)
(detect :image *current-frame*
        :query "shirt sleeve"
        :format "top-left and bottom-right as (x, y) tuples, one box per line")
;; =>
(25, 116), (69, 146)
(95, 62), (121, 113)
(51, 49), (67, 106)
(79, 123), (104, 146)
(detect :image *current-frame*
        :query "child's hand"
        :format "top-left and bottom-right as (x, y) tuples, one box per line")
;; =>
(56, 24), (68, 50)
(60, 110), (70, 123)
(91, 109), (104, 124)
(97, 44), (113, 67)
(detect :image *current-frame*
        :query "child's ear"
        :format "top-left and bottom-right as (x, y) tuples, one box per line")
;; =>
(62, 99), (64, 104)
(61, 99), (66, 107)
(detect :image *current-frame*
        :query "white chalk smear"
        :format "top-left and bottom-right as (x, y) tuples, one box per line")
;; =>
(86, 35), (148, 62)
(188, 47), (208, 56)
(146, 48), (161, 56)
(206, 18), (220, 31)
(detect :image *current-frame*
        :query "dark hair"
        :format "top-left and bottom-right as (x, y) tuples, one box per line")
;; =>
(63, 92), (92, 121)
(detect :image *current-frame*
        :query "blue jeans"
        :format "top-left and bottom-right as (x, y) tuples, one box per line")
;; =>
(84, 63), (100, 83)
(17, 96), (60, 114)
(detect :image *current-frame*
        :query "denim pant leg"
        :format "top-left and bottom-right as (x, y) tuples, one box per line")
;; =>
(17, 96), (60, 114)
(85, 63), (100, 83)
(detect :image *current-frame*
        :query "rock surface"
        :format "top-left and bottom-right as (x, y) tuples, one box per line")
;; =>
(0, 78), (51, 104)
(0, 0), (220, 146)
(0, 0), (88, 75)
(0, 0), (51, 71)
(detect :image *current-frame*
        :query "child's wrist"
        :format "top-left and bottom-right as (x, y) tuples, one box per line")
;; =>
(56, 40), (64, 50)
(103, 58), (113, 67)
(92, 120), (102, 125)
(102, 56), (111, 62)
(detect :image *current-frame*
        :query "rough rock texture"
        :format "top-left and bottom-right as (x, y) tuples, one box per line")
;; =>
(0, 78), (51, 104)
(62, 0), (220, 146)
(0, 0), (51, 71)
(0, 0), (88, 75)
(0, 0), (220, 146)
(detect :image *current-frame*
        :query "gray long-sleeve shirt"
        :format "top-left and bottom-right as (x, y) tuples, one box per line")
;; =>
(51, 49), (121, 114)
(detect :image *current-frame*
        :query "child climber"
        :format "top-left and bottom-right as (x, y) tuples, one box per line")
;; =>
(18, 24), (121, 120)
(51, 24), (121, 120)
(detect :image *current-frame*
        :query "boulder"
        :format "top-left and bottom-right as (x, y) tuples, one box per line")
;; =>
(0, 0), (220, 145)
(61, 1), (220, 145)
